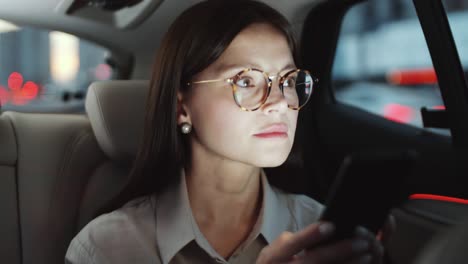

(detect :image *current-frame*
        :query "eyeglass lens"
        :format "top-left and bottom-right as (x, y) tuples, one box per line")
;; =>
(232, 69), (314, 110)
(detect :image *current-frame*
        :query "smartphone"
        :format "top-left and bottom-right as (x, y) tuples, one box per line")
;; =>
(319, 149), (418, 240)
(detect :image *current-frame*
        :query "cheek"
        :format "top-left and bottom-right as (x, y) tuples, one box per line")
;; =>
(288, 110), (298, 139)
(198, 103), (240, 138)
(189, 95), (250, 152)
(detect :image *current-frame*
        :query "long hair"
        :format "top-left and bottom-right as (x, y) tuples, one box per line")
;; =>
(100, 0), (305, 215)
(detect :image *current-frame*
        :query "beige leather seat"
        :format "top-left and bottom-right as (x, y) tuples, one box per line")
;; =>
(0, 80), (148, 264)
(0, 113), (22, 263)
(4, 80), (468, 264)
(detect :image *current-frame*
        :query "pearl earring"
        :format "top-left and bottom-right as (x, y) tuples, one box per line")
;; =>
(180, 122), (192, 134)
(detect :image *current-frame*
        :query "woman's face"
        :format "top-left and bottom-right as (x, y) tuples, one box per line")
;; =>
(180, 23), (298, 168)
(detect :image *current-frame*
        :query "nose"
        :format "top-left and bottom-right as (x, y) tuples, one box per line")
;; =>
(260, 77), (288, 114)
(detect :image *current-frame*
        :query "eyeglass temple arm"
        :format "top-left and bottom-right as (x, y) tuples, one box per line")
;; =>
(188, 78), (227, 86)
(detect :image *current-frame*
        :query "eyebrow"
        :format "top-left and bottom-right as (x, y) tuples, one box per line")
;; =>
(216, 63), (297, 75)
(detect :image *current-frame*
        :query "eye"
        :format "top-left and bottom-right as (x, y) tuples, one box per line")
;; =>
(283, 77), (296, 88)
(236, 77), (255, 88)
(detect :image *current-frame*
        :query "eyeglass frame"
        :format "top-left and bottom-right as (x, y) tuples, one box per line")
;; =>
(187, 68), (318, 111)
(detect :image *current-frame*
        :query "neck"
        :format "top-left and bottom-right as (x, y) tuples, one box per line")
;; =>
(186, 166), (262, 227)
(184, 138), (265, 259)
(185, 145), (263, 228)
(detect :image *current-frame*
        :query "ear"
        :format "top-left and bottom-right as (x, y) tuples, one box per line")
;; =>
(177, 91), (191, 125)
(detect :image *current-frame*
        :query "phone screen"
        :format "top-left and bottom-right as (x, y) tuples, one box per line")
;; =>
(319, 150), (417, 240)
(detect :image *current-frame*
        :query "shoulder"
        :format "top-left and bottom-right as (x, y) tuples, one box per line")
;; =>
(273, 186), (324, 229)
(65, 196), (160, 264)
(83, 196), (157, 245)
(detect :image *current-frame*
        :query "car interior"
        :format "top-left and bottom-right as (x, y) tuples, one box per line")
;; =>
(1, 0), (468, 264)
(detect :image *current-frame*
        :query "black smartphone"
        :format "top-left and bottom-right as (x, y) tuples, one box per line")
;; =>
(319, 149), (418, 240)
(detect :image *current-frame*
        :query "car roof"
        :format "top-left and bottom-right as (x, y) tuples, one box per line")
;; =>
(0, 0), (319, 78)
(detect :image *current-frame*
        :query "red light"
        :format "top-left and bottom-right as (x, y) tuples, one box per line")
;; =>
(8, 72), (24, 91)
(94, 64), (112, 80)
(4, 72), (40, 105)
(383, 103), (415, 124)
(0, 86), (9, 105)
(433, 105), (446, 110)
(410, 194), (468, 204)
(11, 95), (27, 105)
(387, 68), (437, 85)
(21, 81), (39, 100)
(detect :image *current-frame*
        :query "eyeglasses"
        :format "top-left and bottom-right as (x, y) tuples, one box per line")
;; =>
(187, 68), (318, 111)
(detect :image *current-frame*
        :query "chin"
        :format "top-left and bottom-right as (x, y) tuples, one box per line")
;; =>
(253, 153), (290, 168)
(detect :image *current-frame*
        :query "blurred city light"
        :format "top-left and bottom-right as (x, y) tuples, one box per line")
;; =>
(433, 105), (446, 110)
(387, 68), (438, 85)
(0, 85), (9, 105)
(384, 103), (415, 124)
(4, 72), (40, 105)
(0, 19), (19, 33)
(8, 72), (23, 91)
(50, 31), (80, 84)
(94, 63), (112, 80)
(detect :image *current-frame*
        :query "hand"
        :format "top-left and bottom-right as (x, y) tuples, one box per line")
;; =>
(377, 214), (396, 245)
(377, 214), (397, 263)
(256, 222), (384, 264)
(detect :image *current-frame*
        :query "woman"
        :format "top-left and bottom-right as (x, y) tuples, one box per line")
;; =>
(66, 0), (388, 263)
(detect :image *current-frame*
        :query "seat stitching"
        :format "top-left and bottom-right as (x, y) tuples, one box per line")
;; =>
(47, 127), (95, 261)
(93, 87), (114, 156)
(3, 113), (23, 264)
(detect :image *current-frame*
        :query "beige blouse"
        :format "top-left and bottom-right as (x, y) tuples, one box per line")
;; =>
(65, 171), (323, 264)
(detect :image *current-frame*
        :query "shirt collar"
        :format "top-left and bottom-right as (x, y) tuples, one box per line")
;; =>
(259, 170), (296, 244)
(155, 170), (195, 264)
(155, 169), (294, 263)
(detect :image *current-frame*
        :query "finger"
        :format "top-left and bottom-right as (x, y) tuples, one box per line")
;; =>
(256, 232), (295, 264)
(355, 226), (384, 264)
(261, 222), (335, 263)
(368, 237), (384, 264)
(379, 214), (396, 244)
(298, 238), (371, 264)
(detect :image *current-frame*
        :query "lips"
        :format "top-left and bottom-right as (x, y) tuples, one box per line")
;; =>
(253, 123), (288, 138)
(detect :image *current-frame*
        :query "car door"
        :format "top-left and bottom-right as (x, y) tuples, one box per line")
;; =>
(298, 0), (468, 263)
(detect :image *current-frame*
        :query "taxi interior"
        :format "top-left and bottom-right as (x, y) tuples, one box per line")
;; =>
(0, 0), (468, 263)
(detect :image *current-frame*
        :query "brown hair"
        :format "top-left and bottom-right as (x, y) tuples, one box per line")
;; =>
(101, 0), (304, 214)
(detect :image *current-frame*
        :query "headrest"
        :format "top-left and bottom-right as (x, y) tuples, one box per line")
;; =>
(85, 80), (149, 161)
(0, 115), (17, 165)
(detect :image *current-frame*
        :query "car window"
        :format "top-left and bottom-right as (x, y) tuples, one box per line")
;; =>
(444, 0), (468, 84)
(332, 0), (451, 135)
(0, 20), (115, 113)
